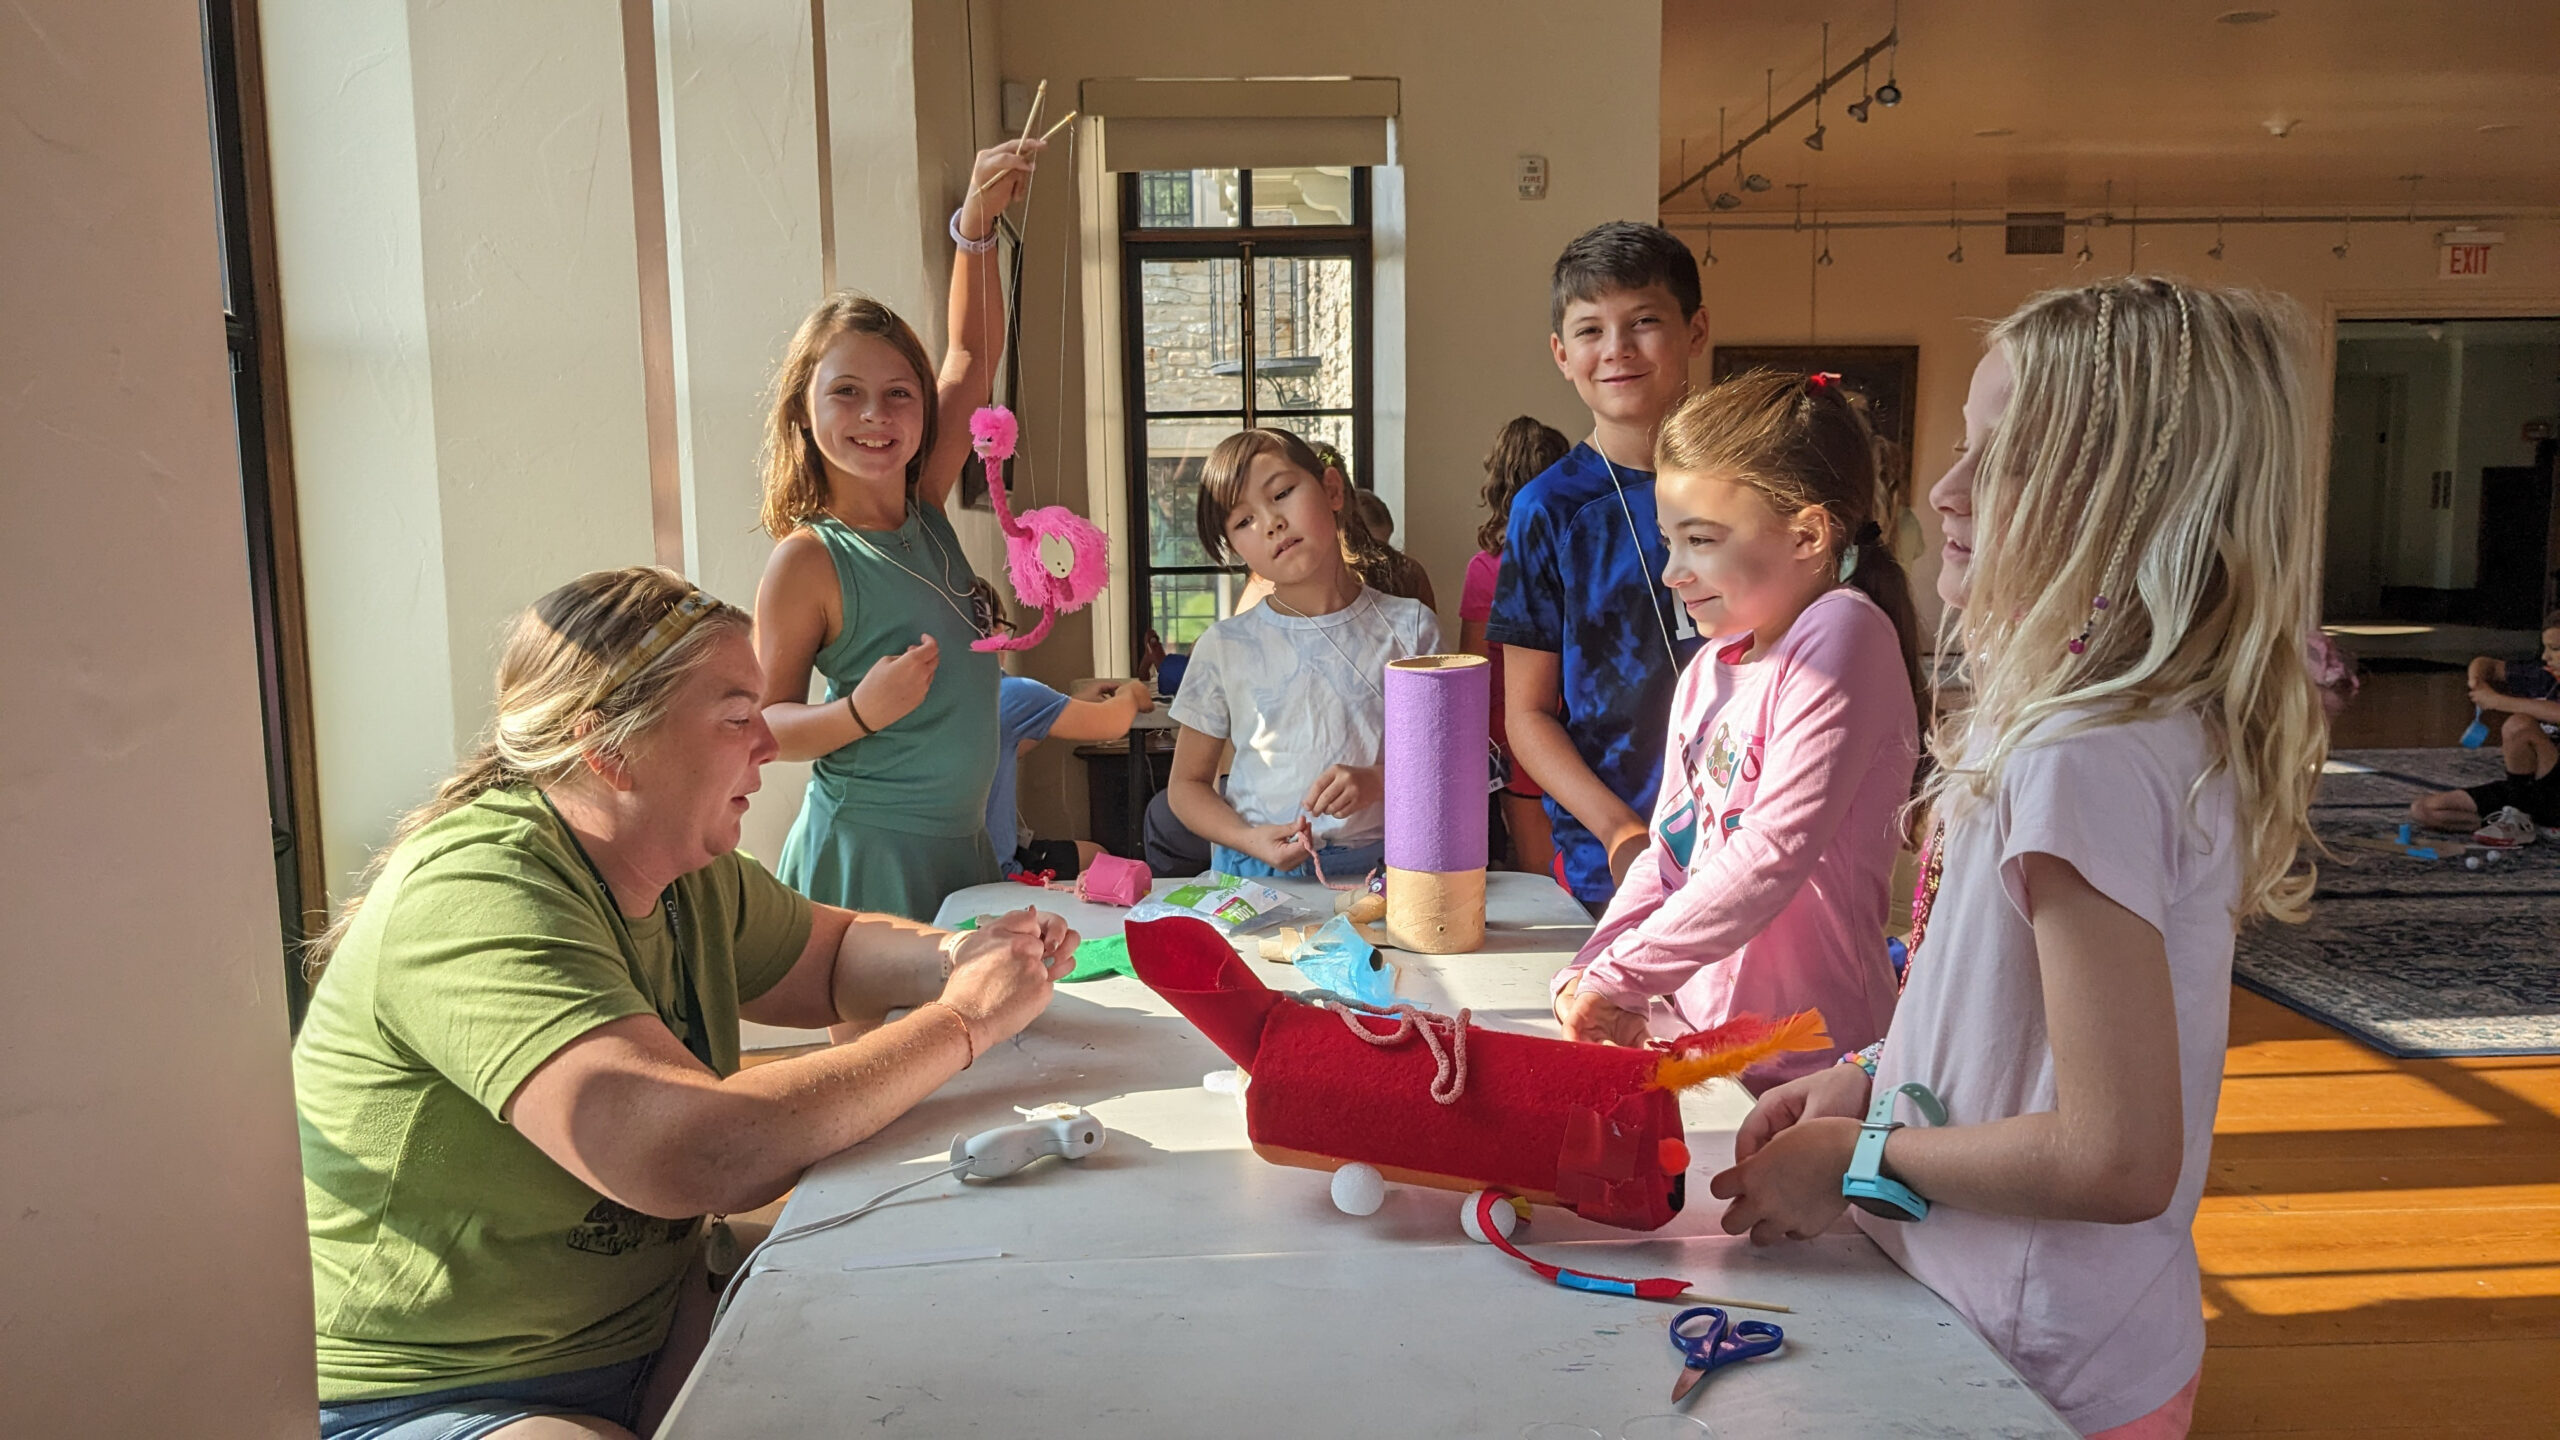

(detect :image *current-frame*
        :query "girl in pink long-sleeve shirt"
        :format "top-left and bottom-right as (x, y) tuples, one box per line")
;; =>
(1554, 370), (1922, 1090)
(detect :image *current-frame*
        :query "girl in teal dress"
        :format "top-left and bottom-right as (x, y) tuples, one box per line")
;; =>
(753, 138), (1039, 921)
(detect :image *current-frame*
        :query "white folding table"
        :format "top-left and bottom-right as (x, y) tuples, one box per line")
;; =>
(662, 874), (2073, 1438)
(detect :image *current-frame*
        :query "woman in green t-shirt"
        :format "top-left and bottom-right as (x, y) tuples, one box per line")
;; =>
(295, 566), (1077, 1440)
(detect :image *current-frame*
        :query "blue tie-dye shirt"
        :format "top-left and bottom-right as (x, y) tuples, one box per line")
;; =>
(1486, 442), (1704, 904)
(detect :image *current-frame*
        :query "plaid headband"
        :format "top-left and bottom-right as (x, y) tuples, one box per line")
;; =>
(584, 588), (714, 711)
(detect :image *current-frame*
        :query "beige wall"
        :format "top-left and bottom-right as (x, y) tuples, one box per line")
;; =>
(995, 0), (1666, 843)
(1685, 214), (2560, 628)
(265, 0), (663, 899)
(0, 0), (317, 1431)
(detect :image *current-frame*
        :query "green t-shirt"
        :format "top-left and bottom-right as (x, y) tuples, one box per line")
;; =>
(293, 786), (813, 1400)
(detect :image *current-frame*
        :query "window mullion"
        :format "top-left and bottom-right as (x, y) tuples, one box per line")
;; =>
(1240, 239), (1256, 431)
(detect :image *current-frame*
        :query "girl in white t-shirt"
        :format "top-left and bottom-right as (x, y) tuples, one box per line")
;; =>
(1709, 280), (2325, 1440)
(1167, 428), (1439, 879)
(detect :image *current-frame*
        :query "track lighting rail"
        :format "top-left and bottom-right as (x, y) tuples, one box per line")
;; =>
(1660, 29), (1900, 209)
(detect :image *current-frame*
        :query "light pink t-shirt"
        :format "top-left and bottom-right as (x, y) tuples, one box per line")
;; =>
(1859, 708), (2238, 1435)
(1559, 587), (1917, 1088)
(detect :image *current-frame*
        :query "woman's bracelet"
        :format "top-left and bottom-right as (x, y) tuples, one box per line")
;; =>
(845, 694), (876, 737)
(948, 207), (997, 254)
(920, 1000), (976, 1068)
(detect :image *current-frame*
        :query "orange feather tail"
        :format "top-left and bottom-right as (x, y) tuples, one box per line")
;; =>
(1648, 1010), (1833, 1091)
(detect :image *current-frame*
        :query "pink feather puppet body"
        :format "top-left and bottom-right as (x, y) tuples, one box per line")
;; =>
(968, 406), (1108, 652)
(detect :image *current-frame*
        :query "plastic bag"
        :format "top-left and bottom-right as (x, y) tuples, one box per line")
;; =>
(1285, 914), (1400, 1009)
(1128, 872), (1311, 936)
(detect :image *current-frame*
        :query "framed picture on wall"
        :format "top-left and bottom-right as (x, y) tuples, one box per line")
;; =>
(1709, 345), (1921, 513)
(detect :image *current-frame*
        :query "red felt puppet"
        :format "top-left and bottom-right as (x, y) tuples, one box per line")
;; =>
(1125, 917), (1829, 1232)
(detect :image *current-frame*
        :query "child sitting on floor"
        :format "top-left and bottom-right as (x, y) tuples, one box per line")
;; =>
(1712, 279), (2327, 1440)
(1550, 372), (1922, 1090)
(1166, 428), (1440, 880)
(2409, 611), (2560, 846)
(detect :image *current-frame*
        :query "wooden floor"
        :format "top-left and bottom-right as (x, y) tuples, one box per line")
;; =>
(2194, 989), (2560, 1437)
(2191, 662), (2560, 1434)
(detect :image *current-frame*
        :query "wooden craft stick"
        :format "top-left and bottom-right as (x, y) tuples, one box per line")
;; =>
(962, 85), (1060, 205)
(1670, 1290), (1792, 1315)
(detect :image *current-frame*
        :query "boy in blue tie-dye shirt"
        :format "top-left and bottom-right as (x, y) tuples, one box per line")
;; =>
(1488, 222), (1709, 905)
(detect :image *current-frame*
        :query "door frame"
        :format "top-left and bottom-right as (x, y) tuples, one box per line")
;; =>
(2316, 288), (2560, 620)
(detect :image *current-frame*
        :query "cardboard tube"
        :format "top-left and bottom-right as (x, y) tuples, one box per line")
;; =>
(1384, 865), (1486, 954)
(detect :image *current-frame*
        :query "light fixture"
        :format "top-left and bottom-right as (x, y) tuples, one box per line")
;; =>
(1974, 127), (2014, 138)
(1699, 224), (1718, 266)
(1877, 0), (1903, 105)
(1805, 24), (1828, 151)
(1712, 191), (1742, 210)
(2478, 121), (2520, 134)
(2333, 220), (2351, 260)
(1728, 98), (1771, 193)
(2216, 8), (2279, 23)
(1817, 215), (1833, 267)
(1848, 56), (1873, 122)
(2207, 217), (2225, 260)
(2075, 224), (2094, 263)
(1946, 186), (1963, 262)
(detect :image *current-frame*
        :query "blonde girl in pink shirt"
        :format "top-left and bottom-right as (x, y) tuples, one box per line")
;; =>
(1552, 370), (1924, 1089)
(1711, 279), (2325, 1439)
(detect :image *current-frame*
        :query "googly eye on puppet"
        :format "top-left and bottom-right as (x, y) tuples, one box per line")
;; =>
(967, 405), (1109, 653)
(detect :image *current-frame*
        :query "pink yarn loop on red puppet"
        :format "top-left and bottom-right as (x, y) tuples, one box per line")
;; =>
(968, 405), (1108, 652)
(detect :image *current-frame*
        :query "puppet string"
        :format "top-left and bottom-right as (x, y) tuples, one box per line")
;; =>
(1293, 815), (1374, 892)
(1325, 1001), (1469, 1105)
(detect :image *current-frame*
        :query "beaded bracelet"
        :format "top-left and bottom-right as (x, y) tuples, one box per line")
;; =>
(948, 208), (997, 254)
(1843, 1041), (1884, 1078)
(920, 1000), (976, 1067)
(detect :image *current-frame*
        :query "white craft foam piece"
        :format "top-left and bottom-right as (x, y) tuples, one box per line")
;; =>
(1330, 1162), (1387, 1216)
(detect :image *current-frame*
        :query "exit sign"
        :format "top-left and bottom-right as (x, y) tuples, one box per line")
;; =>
(2438, 228), (2504, 280)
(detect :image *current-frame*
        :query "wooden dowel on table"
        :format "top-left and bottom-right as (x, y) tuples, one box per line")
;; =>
(1670, 1290), (1792, 1315)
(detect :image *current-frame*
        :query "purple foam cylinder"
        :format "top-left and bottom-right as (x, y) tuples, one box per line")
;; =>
(1383, 655), (1490, 874)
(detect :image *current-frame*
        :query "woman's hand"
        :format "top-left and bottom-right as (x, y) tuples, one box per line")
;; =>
(1302, 764), (1382, 819)
(850, 634), (940, 730)
(956, 137), (1045, 243)
(939, 907), (1078, 1046)
(1730, 1061), (1872, 1163)
(1708, 1115), (1862, 1245)
(1553, 972), (1651, 1046)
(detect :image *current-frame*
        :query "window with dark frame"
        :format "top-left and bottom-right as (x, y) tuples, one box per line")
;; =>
(1119, 167), (1371, 660)
(203, 0), (326, 1030)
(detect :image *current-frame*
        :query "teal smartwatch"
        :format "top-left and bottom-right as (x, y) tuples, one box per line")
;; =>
(1841, 1081), (1947, 1221)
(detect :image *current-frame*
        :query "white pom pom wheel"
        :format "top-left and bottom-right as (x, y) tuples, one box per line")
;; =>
(1460, 1189), (1521, 1243)
(1330, 1162), (1387, 1216)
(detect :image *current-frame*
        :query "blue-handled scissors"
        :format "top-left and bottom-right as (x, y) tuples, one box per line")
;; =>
(1669, 1305), (1784, 1404)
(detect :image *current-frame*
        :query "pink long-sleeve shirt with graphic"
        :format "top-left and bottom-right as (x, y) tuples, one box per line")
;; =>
(1555, 587), (1918, 1089)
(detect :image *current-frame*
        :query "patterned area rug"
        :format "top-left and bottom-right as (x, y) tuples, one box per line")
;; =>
(2234, 746), (2560, 1057)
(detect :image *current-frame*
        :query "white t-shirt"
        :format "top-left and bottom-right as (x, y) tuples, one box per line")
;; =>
(1858, 707), (2238, 1435)
(1167, 587), (1441, 847)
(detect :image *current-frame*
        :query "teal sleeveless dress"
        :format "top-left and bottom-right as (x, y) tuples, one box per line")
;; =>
(776, 505), (1002, 920)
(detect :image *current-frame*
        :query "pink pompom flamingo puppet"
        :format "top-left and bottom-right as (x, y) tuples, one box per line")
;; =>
(967, 405), (1109, 652)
